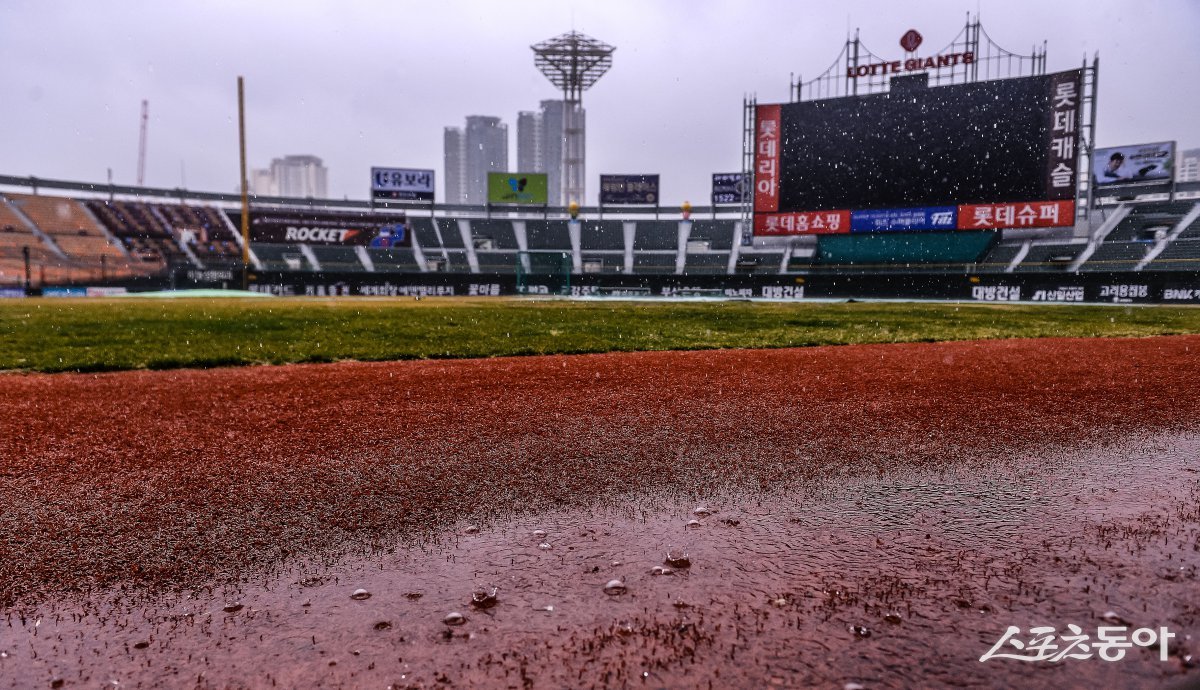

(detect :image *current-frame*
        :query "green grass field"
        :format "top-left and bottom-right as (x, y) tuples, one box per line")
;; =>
(3, 296), (1200, 373)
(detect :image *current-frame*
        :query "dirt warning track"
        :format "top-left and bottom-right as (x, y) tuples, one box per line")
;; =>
(2, 337), (1199, 688)
(3, 335), (1199, 604)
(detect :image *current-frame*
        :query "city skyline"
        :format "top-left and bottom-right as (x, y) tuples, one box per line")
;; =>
(0, 1), (1197, 204)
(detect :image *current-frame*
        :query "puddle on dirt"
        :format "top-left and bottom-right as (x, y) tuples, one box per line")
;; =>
(2, 433), (1198, 689)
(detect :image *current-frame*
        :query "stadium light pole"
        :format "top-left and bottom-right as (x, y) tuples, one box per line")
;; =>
(237, 76), (250, 291)
(532, 32), (615, 207)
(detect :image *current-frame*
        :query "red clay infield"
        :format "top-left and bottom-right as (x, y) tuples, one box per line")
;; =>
(2, 336), (1200, 688)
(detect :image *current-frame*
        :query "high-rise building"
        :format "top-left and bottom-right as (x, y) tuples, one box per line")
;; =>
(444, 116), (508, 205)
(1179, 148), (1200, 183)
(516, 111), (543, 173)
(443, 127), (465, 203)
(251, 155), (327, 198)
(248, 155), (328, 198)
(247, 169), (276, 196)
(513, 100), (585, 207)
(464, 116), (508, 205)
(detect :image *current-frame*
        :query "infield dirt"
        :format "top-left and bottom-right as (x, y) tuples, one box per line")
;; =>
(2, 336), (1199, 688)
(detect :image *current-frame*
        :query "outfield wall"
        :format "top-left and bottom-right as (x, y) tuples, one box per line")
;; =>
(14, 269), (1200, 304)
(226, 270), (1200, 304)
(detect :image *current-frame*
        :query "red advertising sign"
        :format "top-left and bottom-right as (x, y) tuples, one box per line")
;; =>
(899, 29), (923, 52)
(1044, 70), (1082, 200)
(956, 200), (1074, 230)
(754, 210), (851, 236)
(753, 104), (782, 213)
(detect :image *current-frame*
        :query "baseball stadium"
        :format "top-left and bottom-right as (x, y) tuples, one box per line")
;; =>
(2, 6), (1199, 690)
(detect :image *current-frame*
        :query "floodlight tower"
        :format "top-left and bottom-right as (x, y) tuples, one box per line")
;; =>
(532, 31), (614, 207)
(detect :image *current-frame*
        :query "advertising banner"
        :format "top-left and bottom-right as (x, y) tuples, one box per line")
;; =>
(371, 167), (435, 201)
(85, 287), (128, 297)
(956, 200), (1074, 230)
(711, 173), (746, 204)
(753, 104), (781, 213)
(1043, 69), (1083, 200)
(1092, 142), (1176, 187)
(850, 206), (957, 232)
(231, 210), (409, 246)
(600, 174), (660, 205)
(487, 172), (549, 205)
(42, 287), (87, 297)
(754, 210), (850, 236)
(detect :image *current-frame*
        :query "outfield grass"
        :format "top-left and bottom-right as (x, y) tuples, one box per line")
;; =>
(2, 296), (1200, 373)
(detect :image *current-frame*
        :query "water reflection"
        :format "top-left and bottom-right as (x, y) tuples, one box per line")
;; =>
(1, 434), (1197, 689)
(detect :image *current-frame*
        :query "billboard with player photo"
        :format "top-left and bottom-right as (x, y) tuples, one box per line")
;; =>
(1092, 142), (1175, 187)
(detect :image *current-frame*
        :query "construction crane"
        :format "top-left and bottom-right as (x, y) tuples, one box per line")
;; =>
(136, 99), (149, 186)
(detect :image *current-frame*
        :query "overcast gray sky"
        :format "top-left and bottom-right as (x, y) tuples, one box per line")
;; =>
(1, 0), (1196, 204)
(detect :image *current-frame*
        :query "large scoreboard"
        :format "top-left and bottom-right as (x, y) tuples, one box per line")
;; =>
(753, 70), (1083, 236)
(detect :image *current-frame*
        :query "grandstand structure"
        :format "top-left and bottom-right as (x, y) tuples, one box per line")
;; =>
(0, 176), (1197, 295)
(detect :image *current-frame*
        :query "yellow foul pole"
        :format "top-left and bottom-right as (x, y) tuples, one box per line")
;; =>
(237, 76), (250, 290)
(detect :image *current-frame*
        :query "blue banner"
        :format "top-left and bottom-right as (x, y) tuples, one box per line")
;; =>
(43, 287), (88, 297)
(850, 206), (958, 232)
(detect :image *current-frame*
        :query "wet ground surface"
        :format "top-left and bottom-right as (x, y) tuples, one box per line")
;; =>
(3, 337), (1200, 688)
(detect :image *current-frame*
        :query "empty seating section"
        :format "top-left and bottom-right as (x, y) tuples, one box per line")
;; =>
(525, 221), (571, 250)
(476, 251), (519, 273)
(0, 201), (44, 263)
(687, 221), (735, 250)
(633, 221), (677, 250)
(469, 220), (518, 249)
(408, 217), (441, 250)
(158, 204), (240, 264)
(1105, 203), (1194, 242)
(579, 221), (624, 251)
(580, 253), (625, 273)
(309, 246), (364, 271)
(1147, 239), (1200, 272)
(444, 250), (471, 272)
(435, 218), (465, 248)
(683, 253), (729, 275)
(1018, 243), (1082, 271)
(1079, 241), (1149, 272)
(252, 245), (311, 271)
(1175, 211), (1200, 240)
(85, 200), (182, 266)
(0, 204), (53, 285)
(977, 243), (1023, 271)
(5, 193), (126, 263)
(367, 248), (420, 271)
(632, 252), (676, 274)
(0, 194), (159, 284)
(735, 252), (783, 275)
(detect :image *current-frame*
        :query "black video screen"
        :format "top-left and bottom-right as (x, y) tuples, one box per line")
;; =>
(778, 75), (1054, 212)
